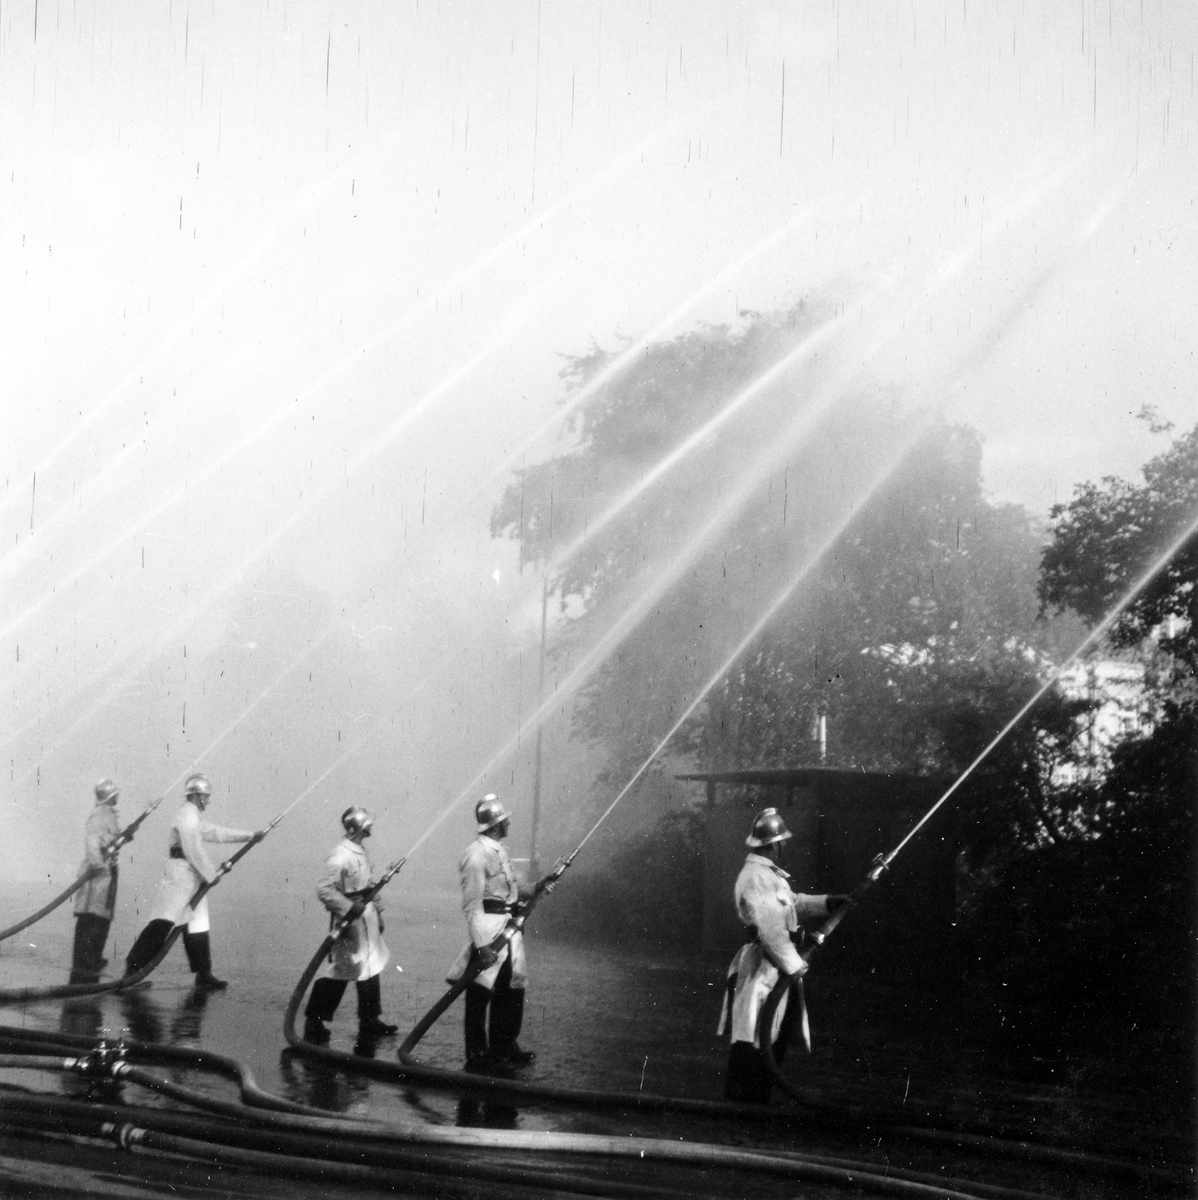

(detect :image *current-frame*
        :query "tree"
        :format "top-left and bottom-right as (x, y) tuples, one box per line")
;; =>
(495, 304), (1062, 954)
(1040, 420), (1198, 702)
(495, 305), (1050, 790)
(960, 422), (1198, 1085)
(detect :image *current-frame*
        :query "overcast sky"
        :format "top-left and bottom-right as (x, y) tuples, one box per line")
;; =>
(1, 1), (1194, 879)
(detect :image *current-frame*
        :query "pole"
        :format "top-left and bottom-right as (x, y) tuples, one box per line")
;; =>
(528, 573), (549, 879)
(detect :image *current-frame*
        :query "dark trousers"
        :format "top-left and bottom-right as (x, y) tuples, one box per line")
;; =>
(124, 919), (175, 977)
(306, 973), (383, 1026)
(70, 914), (111, 977)
(125, 922), (221, 981)
(182, 930), (215, 977)
(464, 952), (525, 1061)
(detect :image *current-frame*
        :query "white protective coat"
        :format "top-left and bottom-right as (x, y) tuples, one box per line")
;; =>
(73, 801), (121, 918)
(445, 834), (534, 991)
(717, 852), (829, 1050)
(316, 837), (390, 981)
(150, 801), (254, 933)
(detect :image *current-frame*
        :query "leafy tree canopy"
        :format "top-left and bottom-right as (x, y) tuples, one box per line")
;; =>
(493, 303), (1054, 822)
(1040, 418), (1198, 695)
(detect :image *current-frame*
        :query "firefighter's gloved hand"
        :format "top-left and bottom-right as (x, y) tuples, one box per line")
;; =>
(476, 944), (500, 969)
(825, 894), (852, 913)
(787, 959), (809, 980)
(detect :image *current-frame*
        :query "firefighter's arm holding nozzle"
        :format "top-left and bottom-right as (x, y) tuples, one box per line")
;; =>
(784, 891), (852, 978)
(749, 871), (852, 981)
(316, 858), (383, 932)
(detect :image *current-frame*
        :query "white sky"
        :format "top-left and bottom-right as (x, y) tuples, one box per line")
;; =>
(1, 1), (1194, 878)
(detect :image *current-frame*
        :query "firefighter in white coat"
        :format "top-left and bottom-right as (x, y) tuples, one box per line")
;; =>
(446, 795), (541, 1069)
(123, 773), (260, 990)
(69, 779), (123, 982)
(303, 807), (399, 1045)
(718, 807), (848, 1103)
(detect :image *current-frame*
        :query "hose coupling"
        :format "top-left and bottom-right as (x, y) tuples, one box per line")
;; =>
(109, 1122), (143, 1150)
(72, 1035), (127, 1082)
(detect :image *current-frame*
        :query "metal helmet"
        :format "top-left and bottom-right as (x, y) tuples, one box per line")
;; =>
(746, 807), (792, 848)
(94, 778), (120, 804)
(341, 806), (374, 837)
(184, 773), (212, 798)
(475, 793), (512, 834)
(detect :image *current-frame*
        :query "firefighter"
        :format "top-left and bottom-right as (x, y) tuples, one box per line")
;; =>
(303, 807), (399, 1045)
(718, 807), (848, 1103)
(69, 779), (122, 983)
(123, 773), (260, 990)
(445, 794), (540, 1069)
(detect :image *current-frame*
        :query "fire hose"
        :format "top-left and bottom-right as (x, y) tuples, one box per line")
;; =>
(0, 1017), (1182, 1192)
(395, 854), (570, 1062)
(0, 798), (162, 944)
(0, 1049), (1081, 1200)
(0, 812), (281, 1005)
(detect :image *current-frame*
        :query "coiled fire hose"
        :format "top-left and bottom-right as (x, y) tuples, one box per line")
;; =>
(0, 812), (280, 1005)
(0, 798), (162, 944)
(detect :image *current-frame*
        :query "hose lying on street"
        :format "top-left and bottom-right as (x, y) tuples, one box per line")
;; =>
(0, 1076), (1068, 1200)
(0, 1022), (332, 1117)
(752, 975), (1184, 1188)
(0, 922), (183, 1005)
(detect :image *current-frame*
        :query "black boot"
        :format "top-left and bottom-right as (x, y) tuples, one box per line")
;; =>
(304, 978), (347, 1042)
(183, 931), (227, 990)
(124, 919), (174, 978)
(355, 975), (398, 1038)
(303, 1015), (332, 1044)
(80, 915), (111, 974)
(71, 917), (96, 978)
(464, 983), (491, 1065)
(490, 986), (534, 1066)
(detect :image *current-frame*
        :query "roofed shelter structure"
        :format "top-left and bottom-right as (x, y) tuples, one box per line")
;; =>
(677, 767), (961, 978)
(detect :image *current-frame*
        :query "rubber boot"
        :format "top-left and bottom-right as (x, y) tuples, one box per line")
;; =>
(724, 1042), (772, 1103)
(183, 931), (228, 991)
(463, 983), (491, 1066)
(304, 977), (347, 1042)
(124, 919), (174, 978)
(70, 918), (95, 979)
(69, 918), (99, 984)
(355, 974), (398, 1039)
(489, 985), (534, 1066)
(83, 915), (111, 974)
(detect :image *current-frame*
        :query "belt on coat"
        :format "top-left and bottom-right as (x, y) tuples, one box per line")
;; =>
(743, 924), (791, 975)
(482, 899), (513, 915)
(169, 846), (185, 859)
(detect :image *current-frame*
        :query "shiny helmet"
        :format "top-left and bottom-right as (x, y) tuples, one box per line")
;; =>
(341, 806), (374, 837)
(746, 806), (792, 848)
(475, 793), (512, 834)
(94, 778), (120, 805)
(184, 773), (212, 798)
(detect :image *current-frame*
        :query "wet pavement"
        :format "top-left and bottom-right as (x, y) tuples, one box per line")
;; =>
(0, 884), (1190, 1199)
